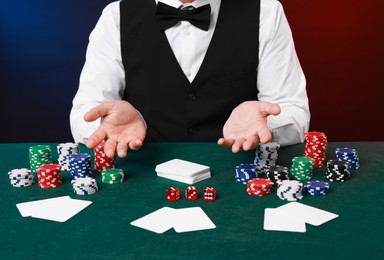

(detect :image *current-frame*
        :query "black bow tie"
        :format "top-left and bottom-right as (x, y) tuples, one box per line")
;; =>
(155, 2), (211, 31)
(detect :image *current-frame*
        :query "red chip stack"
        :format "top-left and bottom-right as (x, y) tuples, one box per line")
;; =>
(94, 142), (116, 172)
(304, 131), (328, 168)
(246, 178), (274, 196)
(37, 163), (62, 188)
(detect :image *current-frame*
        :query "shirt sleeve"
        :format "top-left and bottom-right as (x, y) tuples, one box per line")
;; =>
(258, 0), (310, 146)
(70, 1), (124, 144)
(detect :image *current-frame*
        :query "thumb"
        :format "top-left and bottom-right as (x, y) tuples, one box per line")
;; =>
(84, 102), (112, 122)
(259, 101), (281, 117)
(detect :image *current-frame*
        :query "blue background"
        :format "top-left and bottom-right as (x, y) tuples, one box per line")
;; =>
(0, 0), (112, 142)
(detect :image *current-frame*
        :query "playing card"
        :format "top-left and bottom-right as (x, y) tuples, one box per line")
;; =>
(172, 207), (216, 233)
(16, 196), (92, 222)
(277, 202), (339, 226)
(130, 207), (176, 234)
(16, 196), (71, 217)
(263, 208), (306, 232)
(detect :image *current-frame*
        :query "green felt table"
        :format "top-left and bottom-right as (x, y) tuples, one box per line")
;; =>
(1, 142), (383, 259)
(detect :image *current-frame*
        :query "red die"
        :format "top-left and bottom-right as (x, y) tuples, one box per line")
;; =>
(203, 187), (216, 201)
(166, 187), (180, 201)
(185, 186), (198, 200)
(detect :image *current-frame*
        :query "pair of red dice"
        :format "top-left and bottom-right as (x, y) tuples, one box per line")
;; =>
(166, 186), (216, 202)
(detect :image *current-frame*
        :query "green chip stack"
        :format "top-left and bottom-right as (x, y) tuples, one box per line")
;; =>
(290, 156), (314, 181)
(29, 145), (52, 172)
(101, 168), (124, 184)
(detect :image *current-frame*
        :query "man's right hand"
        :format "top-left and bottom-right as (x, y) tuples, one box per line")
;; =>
(84, 100), (146, 158)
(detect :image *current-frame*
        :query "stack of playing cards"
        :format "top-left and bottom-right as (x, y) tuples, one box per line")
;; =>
(155, 159), (211, 184)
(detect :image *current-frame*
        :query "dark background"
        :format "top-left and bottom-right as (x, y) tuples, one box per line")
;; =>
(1, 0), (383, 143)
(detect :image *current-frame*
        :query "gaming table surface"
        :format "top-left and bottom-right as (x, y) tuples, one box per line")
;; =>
(1, 142), (383, 259)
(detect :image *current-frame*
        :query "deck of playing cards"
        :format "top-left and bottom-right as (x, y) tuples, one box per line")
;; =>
(155, 159), (211, 184)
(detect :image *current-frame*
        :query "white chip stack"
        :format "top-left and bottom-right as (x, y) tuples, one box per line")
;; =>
(155, 159), (211, 184)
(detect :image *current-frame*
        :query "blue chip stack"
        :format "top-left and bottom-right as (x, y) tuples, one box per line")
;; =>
(235, 164), (258, 184)
(304, 180), (330, 196)
(335, 147), (360, 172)
(276, 180), (303, 201)
(254, 142), (280, 173)
(325, 160), (351, 182)
(69, 153), (94, 180)
(71, 177), (98, 195)
(57, 142), (79, 171)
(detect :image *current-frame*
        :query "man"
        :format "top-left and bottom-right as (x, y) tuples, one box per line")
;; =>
(70, 0), (310, 158)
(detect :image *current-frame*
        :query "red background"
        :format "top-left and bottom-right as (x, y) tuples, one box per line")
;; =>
(280, 0), (384, 142)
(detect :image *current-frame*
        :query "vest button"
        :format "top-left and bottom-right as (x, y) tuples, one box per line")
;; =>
(188, 128), (198, 135)
(187, 93), (196, 101)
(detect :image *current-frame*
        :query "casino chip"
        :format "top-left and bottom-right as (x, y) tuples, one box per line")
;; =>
(304, 180), (330, 196)
(246, 178), (274, 196)
(101, 168), (124, 184)
(290, 156), (314, 181)
(71, 177), (98, 195)
(57, 142), (79, 171)
(266, 165), (289, 184)
(37, 163), (63, 188)
(29, 145), (52, 172)
(276, 180), (304, 201)
(69, 153), (94, 180)
(235, 164), (258, 184)
(335, 147), (360, 172)
(254, 142), (280, 173)
(94, 142), (116, 172)
(8, 168), (35, 187)
(325, 160), (351, 182)
(304, 131), (328, 168)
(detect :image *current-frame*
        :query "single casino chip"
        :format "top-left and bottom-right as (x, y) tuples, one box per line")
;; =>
(185, 186), (198, 200)
(71, 177), (98, 195)
(304, 131), (328, 168)
(246, 178), (274, 196)
(94, 141), (116, 172)
(276, 180), (304, 201)
(57, 142), (79, 171)
(335, 147), (360, 172)
(37, 163), (62, 189)
(254, 142), (280, 173)
(166, 187), (180, 201)
(203, 187), (216, 201)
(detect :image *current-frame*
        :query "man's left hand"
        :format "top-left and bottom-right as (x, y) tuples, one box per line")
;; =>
(218, 100), (281, 153)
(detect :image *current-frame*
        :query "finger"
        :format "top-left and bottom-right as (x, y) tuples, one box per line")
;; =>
(217, 138), (236, 148)
(258, 126), (273, 144)
(116, 142), (128, 158)
(259, 102), (281, 117)
(86, 128), (107, 149)
(128, 139), (143, 151)
(232, 138), (246, 153)
(104, 138), (117, 158)
(243, 135), (259, 151)
(84, 102), (112, 122)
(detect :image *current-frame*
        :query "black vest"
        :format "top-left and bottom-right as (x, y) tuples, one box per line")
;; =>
(120, 0), (260, 141)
